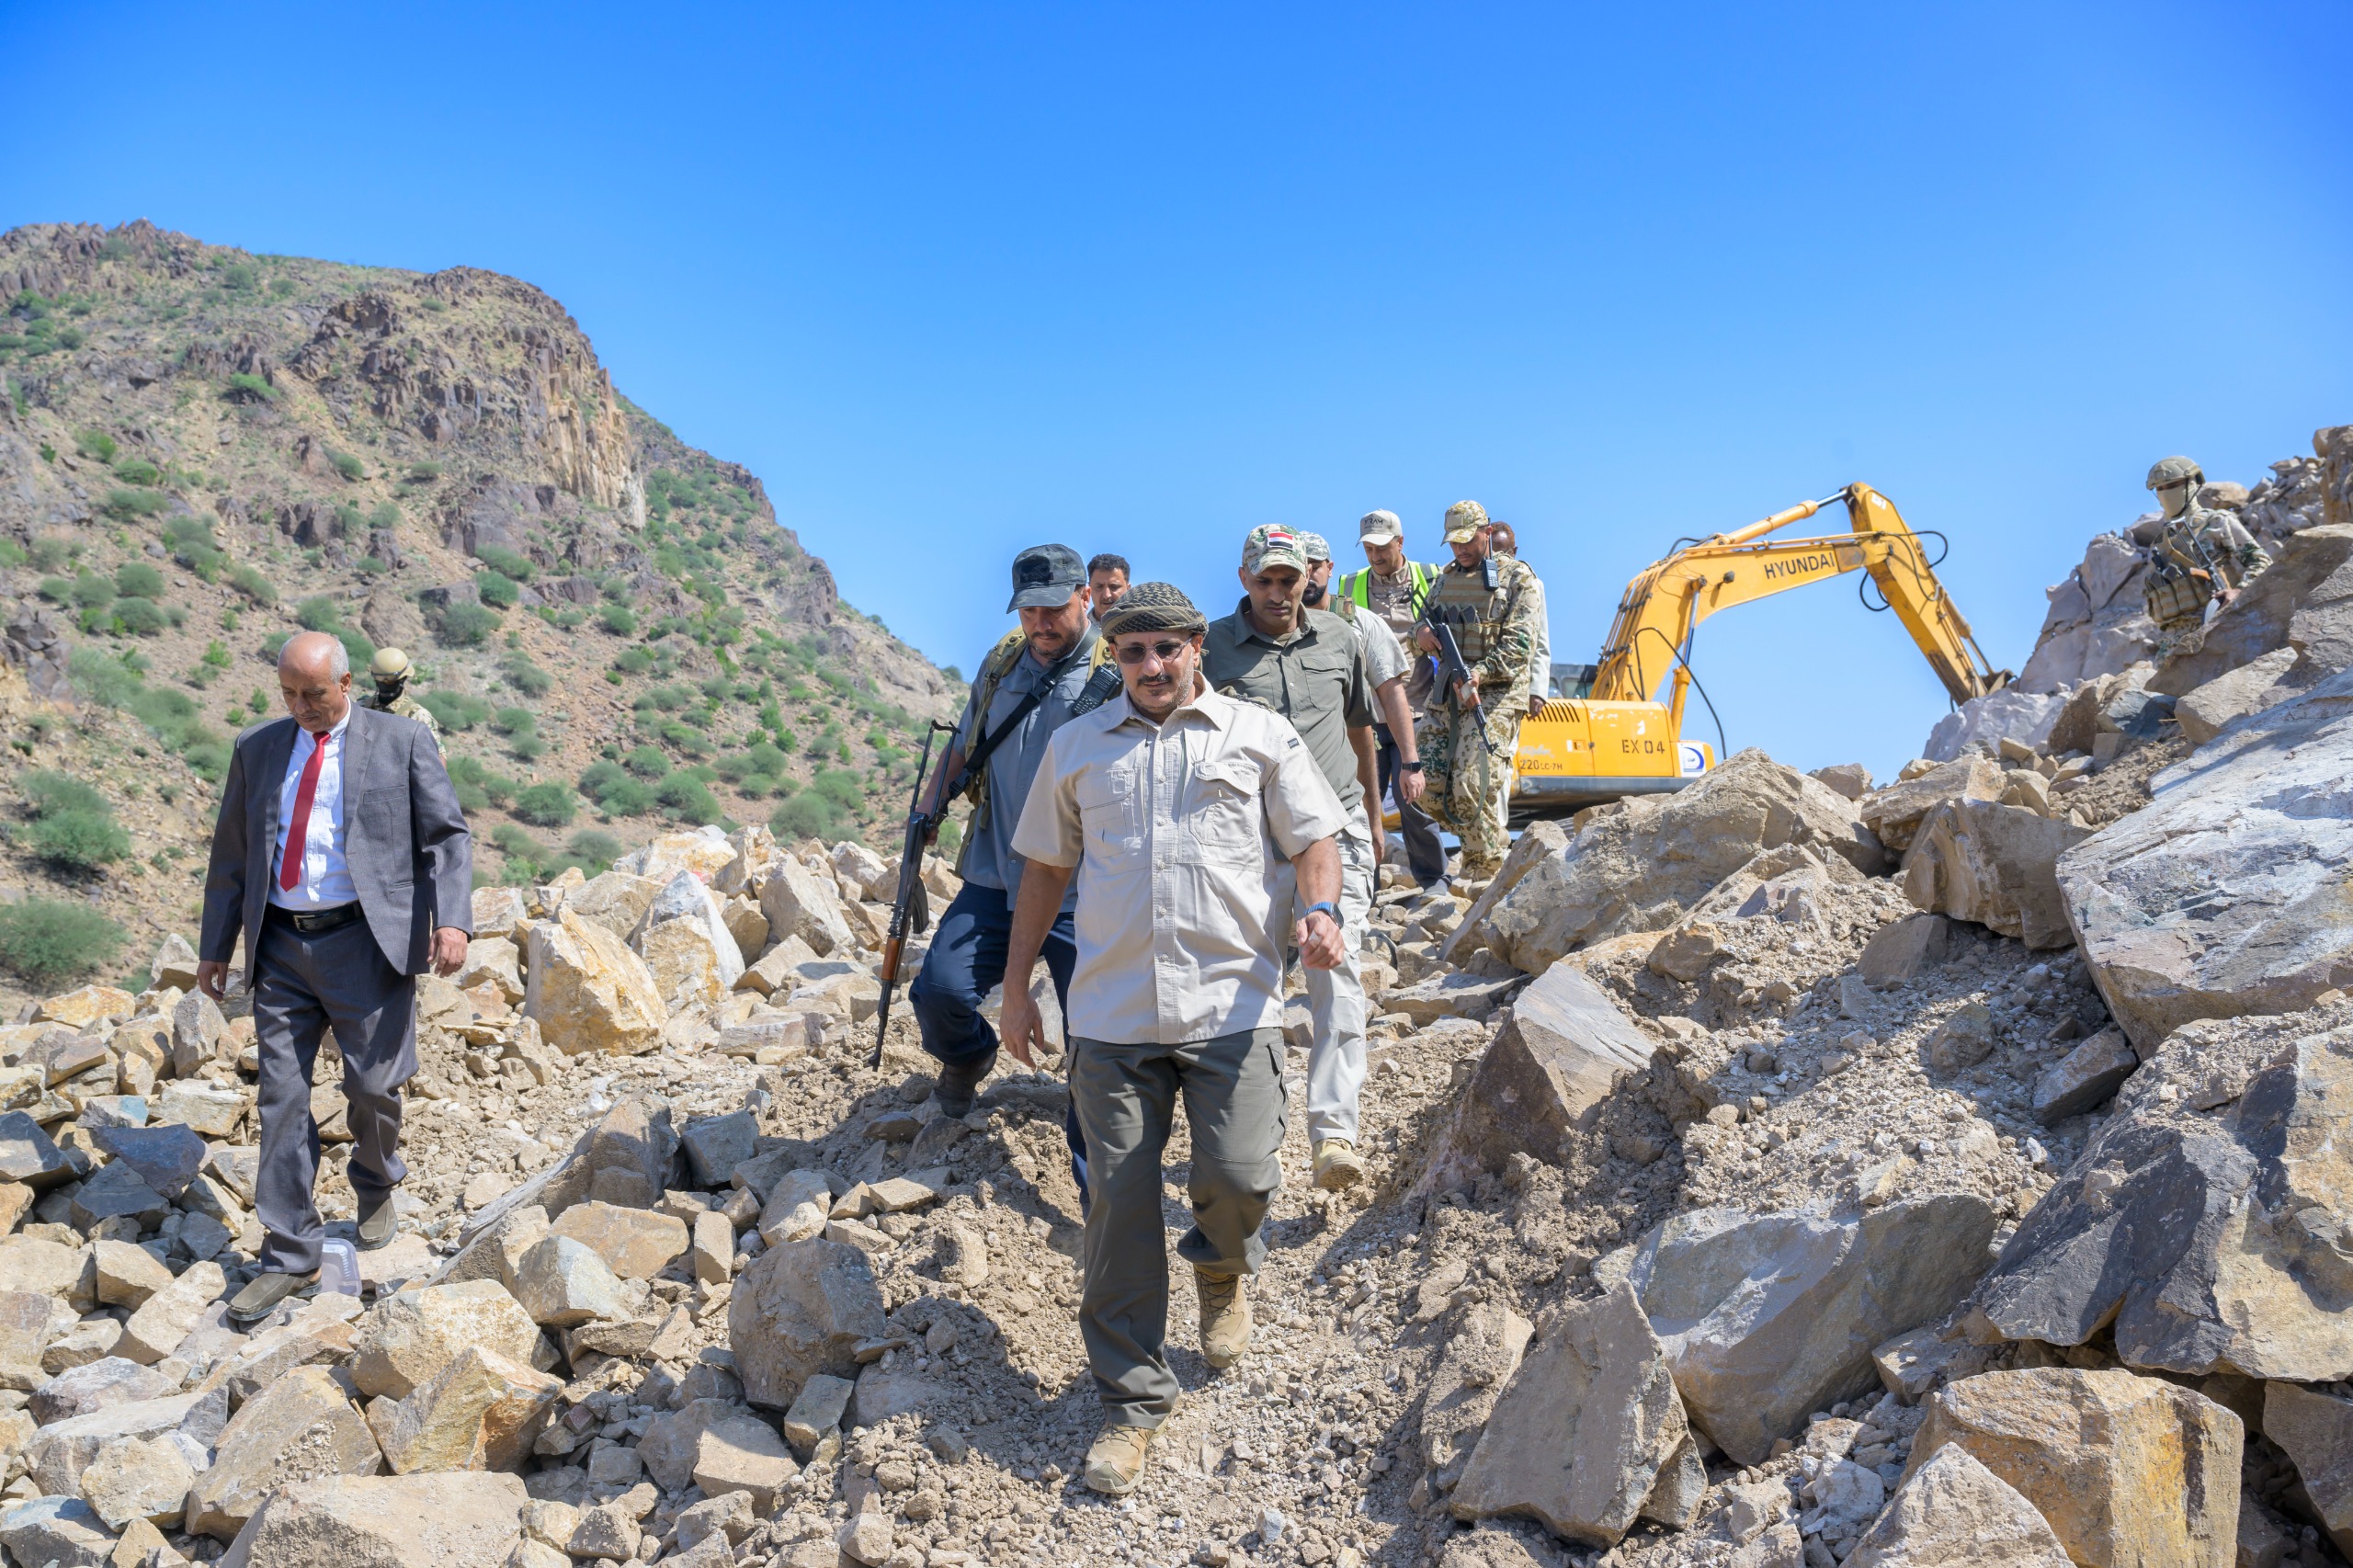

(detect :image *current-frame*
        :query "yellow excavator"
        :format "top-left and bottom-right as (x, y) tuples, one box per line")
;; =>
(1510, 483), (2011, 812)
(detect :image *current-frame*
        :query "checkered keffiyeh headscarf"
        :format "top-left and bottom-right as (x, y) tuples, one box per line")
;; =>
(1098, 582), (1206, 637)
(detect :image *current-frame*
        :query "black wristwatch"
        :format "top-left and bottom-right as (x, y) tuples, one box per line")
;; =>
(1302, 901), (1341, 928)
(1400, 761), (1424, 773)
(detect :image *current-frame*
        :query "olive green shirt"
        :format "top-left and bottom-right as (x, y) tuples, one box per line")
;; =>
(1201, 602), (1376, 812)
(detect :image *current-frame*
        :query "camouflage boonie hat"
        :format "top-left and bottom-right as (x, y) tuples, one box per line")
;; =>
(1442, 500), (1490, 543)
(2145, 457), (2203, 491)
(1241, 525), (1310, 574)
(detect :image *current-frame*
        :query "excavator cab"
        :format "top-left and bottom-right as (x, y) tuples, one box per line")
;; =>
(1509, 483), (2008, 816)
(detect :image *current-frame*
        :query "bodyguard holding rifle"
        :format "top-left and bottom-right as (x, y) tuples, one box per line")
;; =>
(1414, 501), (1540, 883)
(905, 544), (1119, 1146)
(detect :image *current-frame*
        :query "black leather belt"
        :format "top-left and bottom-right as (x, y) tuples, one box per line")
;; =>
(267, 903), (363, 935)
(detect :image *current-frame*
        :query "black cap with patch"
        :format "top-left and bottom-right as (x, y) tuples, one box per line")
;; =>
(1006, 543), (1086, 612)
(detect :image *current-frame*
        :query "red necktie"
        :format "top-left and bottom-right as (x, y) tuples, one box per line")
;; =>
(279, 730), (329, 892)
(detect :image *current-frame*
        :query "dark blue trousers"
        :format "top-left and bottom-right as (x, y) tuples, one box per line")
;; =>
(909, 881), (1088, 1205)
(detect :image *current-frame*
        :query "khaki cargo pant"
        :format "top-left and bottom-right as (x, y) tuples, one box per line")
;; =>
(1415, 697), (1525, 877)
(1069, 1027), (1288, 1428)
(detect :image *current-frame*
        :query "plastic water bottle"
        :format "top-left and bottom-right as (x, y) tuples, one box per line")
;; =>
(317, 1237), (359, 1299)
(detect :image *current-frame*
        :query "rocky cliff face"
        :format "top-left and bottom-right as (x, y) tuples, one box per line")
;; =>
(0, 220), (959, 1001)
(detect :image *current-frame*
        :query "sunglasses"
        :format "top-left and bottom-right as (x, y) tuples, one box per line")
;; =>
(1114, 639), (1194, 665)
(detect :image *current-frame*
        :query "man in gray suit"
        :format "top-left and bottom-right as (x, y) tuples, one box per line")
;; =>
(197, 631), (472, 1323)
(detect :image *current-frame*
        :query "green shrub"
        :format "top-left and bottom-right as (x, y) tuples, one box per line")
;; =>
(295, 595), (343, 633)
(224, 372), (276, 403)
(113, 597), (167, 636)
(475, 571), (518, 610)
(513, 782), (575, 828)
(71, 574), (115, 610)
(446, 756), (519, 812)
(595, 778), (657, 816)
(597, 604), (637, 636)
(492, 706), (536, 736)
(435, 603), (497, 648)
(23, 809), (131, 869)
(36, 576), (72, 606)
(405, 461), (442, 483)
(74, 429), (118, 464)
(655, 775), (722, 826)
(715, 742), (789, 784)
(578, 760), (629, 799)
(620, 744), (670, 779)
(657, 719), (706, 756)
(474, 546), (534, 582)
(567, 830), (622, 872)
(228, 564), (276, 604)
(502, 653), (551, 697)
(114, 562), (165, 598)
(329, 450), (365, 482)
(0, 899), (127, 988)
(771, 790), (850, 842)
(366, 501), (400, 531)
(111, 458), (161, 486)
(812, 767), (867, 812)
(613, 647), (654, 676)
(66, 646), (141, 707)
(101, 488), (167, 520)
(419, 691), (490, 732)
(20, 770), (106, 818)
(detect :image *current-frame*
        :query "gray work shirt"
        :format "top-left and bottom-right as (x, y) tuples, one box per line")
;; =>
(956, 628), (1102, 909)
(1201, 603), (1377, 812)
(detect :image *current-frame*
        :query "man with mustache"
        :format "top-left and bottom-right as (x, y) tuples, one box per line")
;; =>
(999, 582), (1347, 1496)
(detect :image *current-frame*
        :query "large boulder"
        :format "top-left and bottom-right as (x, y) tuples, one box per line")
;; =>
(1921, 688), (2063, 765)
(1422, 964), (1657, 1192)
(2018, 533), (2157, 695)
(1900, 800), (2089, 950)
(549, 1201), (690, 1280)
(631, 870), (745, 1010)
(1857, 756), (2005, 858)
(1417, 1301), (1532, 1474)
(522, 910), (666, 1057)
(2174, 645), (2299, 745)
(1475, 750), (1883, 971)
(615, 827), (737, 884)
(2150, 524), (2353, 698)
(349, 1279), (551, 1400)
(757, 859), (856, 959)
(188, 1366), (382, 1540)
(219, 1471), (530, 1568)
(1967, 1007), (2353, 1382)
(2059, 667), (2353, 1051)
(447, 1096), (678, 1270)
(2263, 1382), (2353, 1558)
(1620, 1194), (2000, 1466)
(729, 1239), (887, 1410)
(1906, 1368), (2242, 1568)
(1847, 1444), (2071, 1568)
(1449, 1283), (1699, 1548)
(563, 871), (664, 942)
(373, 1345), (563, 1474)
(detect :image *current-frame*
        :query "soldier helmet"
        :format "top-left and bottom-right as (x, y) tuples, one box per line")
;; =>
(2145, 457), (2204, 492)
(370, 647), (413, 682)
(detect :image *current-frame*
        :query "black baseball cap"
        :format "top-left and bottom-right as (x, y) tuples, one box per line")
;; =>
(1007, 543), (1086, 612)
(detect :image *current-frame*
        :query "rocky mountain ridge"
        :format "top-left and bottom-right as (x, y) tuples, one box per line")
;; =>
(0, 220), (961, 1005)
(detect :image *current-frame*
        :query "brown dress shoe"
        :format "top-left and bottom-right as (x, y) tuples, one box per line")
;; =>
(226, 1269), (317, 1325)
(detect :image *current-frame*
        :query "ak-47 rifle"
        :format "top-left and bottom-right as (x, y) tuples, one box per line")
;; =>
(1422, 616), (1500, 756)
(873, 720), (959, 1068)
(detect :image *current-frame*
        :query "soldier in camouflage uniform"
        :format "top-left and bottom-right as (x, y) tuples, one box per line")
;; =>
(2141, 456), (2271, 661)
(1412, 501), (1539, 882)
(358, 648), (441, 743)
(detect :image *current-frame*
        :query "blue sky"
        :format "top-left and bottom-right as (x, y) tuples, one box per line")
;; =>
(6, 2), (2348, 778)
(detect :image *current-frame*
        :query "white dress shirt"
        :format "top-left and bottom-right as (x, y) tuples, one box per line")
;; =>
(1012, 683), (1347, 1045)
(269, 709), (358, 910)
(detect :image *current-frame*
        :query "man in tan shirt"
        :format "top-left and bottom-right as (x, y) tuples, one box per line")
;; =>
(1001, 581), (1347, 1496)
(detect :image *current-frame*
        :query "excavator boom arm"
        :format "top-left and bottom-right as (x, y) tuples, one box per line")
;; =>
(1590, 483), (2010, 709)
